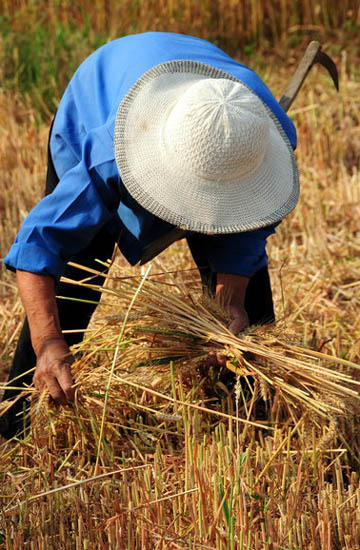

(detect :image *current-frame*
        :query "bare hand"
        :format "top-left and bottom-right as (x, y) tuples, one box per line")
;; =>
(227, 304), (249, 335)
(216, 273), (250, 335)
(207, 309), (249, 368)
(207, 273), (250, 367)
(33, 338), (75, 405)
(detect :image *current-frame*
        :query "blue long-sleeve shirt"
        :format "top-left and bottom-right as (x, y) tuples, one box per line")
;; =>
(3, 32), (297, 279)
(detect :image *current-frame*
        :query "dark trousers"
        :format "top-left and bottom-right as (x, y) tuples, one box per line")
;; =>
(0, 128), (275, 440)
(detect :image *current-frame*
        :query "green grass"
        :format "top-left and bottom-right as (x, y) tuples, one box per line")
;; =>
(0, 14), (108, 117)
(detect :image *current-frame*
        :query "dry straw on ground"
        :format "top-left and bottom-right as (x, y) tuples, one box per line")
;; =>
(1, 40), (360, 550)
(2, 262), (360, 549)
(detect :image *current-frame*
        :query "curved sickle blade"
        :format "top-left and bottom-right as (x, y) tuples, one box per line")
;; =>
(316, 49), (339, 91)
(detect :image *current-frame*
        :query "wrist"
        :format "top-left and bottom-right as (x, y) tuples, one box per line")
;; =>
(216, 273), (250, 307)
(34, 335), (68, 358)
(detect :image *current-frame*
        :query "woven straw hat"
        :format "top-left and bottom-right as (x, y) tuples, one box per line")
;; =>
(114, 60), (299, 234)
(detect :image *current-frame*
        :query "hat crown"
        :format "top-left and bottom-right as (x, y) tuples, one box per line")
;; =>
(162, 78), (269, 183)
(115, 60), (299, 234)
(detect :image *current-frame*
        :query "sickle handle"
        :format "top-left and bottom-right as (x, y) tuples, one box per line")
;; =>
(279, 41), (339, 112)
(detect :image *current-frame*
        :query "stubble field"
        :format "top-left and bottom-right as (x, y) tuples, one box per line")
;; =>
(0, 2), (360, 548)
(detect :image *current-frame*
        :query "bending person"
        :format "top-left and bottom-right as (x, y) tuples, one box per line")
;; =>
(1, 32), (298, 439)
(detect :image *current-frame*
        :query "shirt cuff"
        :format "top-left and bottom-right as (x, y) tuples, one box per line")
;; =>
(204, 226), (277, 277)
(3, 242), (66, 279)
(209, 251), (268, 277)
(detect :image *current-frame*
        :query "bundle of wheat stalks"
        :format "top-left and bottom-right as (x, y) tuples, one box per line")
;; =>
(2, 259), (360, 450)
(32, 260), (360, 438)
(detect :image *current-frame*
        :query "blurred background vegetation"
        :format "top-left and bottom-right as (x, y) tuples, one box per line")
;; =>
(0, 0), (359, 118)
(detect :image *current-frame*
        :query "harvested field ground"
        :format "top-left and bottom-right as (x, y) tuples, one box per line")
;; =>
(0, 13), (360, 550)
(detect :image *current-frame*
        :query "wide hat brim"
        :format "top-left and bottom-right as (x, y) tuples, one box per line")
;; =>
(114, 60), (299, 234)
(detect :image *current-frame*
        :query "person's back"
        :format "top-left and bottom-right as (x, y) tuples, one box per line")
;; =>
(51, 32), (296, 179)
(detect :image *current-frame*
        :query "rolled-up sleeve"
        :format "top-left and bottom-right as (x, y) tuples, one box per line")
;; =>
(187, 223), (279, 278)
(3, 158), (120, 279)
